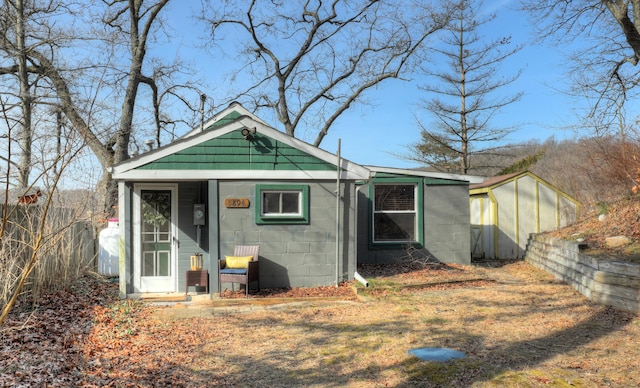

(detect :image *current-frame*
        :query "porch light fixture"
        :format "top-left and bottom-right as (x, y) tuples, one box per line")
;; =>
(144, 139), (155, 151)
(241, 127), (257, 140)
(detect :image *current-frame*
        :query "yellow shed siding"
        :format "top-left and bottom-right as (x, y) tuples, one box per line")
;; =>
(469, 171), (579, 260)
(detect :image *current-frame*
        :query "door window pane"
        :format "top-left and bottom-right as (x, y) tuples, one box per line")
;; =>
(140, 189), (172, 278)
(143, 251), (155, 276)
(157, 251), (170, 277)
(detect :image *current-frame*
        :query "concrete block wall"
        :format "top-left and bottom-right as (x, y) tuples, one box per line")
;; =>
(357, 183), (471, 265)
(218, 180), (354, 289)
(423, 184), (471, 264)
(525, 233), (640, 313)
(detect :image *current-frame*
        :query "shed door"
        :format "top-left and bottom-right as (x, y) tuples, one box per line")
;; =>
(471, 226), (483, 259)
(133, 185), (177, 293)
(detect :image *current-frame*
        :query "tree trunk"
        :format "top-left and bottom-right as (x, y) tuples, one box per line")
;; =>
(16, 0), (31, 188)
(459, 18), (468, 175)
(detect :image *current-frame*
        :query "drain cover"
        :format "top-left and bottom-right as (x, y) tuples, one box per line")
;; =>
(408, 347), (466, 362)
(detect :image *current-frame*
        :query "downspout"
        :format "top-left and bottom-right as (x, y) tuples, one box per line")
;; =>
(514, 178), (520, 257)
(335, 139), (341, 287)
(353, 182), (370, 288)
(335, 140), (370, 288)
(354, 268), (369, 288)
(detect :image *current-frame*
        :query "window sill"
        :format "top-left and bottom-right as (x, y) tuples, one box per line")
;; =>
(370, 241), (423, 250)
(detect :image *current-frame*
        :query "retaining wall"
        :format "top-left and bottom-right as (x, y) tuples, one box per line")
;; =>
(525, 233), (640, 313)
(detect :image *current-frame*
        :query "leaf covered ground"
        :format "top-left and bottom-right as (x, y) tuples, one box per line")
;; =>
(549, 195), (640, 262)
(2, 262), (640, 387)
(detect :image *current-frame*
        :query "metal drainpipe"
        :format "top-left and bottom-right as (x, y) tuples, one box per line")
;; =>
(335, 139), (341, 287)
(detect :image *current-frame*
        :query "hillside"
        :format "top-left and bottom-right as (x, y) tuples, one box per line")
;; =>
(548, 195), (640, 263)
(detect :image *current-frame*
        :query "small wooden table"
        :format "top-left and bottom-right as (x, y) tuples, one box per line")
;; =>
(185, 270), (209, 294)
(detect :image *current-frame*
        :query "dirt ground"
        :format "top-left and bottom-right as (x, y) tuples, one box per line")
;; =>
(2, 261), (639, 387)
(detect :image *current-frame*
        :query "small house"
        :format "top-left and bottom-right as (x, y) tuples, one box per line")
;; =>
(469, 171), (580, 259)
(111, 102), (471, 298)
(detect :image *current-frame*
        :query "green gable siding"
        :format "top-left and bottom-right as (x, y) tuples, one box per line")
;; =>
(138, 131), (336, 171)
(203, 111), (242, 130)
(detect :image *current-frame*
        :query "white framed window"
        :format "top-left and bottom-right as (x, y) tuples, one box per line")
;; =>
(371, 179), (423, 247)
(262, 191), (302, 216)
(255, 184), (309, 224)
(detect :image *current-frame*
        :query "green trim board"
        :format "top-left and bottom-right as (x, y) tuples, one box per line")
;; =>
(138, 131), (336, 172)
(373, 172), (467, 186)
(368, 177), (424, 249)
(255, 184), (310, 225)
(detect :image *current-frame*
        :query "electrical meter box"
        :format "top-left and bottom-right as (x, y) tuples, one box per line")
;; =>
(193, 204), (205, 225)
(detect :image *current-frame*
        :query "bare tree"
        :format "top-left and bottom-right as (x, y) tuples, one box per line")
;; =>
(202, 0), (452, 146)
(0, 0), (62, 188)
(96, 0), (171, 213)
(102, 0), (169, 164)
(522, 1), (640, 193)
(0, 0), (208, 217)
(14, 0), (32, 187)
(0, 94), (91, 326)
(522, 1), (640, 128)
(408, 0), (523, 174)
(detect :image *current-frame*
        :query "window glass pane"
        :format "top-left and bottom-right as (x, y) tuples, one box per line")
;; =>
(156, 192), (171, 218)
(256, 185), (308, 224)
(143, 220), (155, 233)
(158, 251), (170, 276)
(142, 251), (155, 276)
(375, 184), (415, 211)
(263, 192), (280, 214)
(374, 213), (416, 241)
(158, 219), (170, 233)
(281, 192), (299, 213)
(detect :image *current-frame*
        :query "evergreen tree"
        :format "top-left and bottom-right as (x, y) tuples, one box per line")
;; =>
(410, 0), (523, 173)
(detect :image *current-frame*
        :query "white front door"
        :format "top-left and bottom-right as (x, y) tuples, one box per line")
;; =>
(133, 184), (177, 293)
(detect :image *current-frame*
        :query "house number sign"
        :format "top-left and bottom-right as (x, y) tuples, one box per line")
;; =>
(224, 198), (250, 208)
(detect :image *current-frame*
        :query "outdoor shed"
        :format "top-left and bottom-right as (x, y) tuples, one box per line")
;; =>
(110, 102), (472, 299)
(469, 171), (579, 259)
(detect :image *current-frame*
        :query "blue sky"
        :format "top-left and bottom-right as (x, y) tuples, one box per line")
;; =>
(165, 1), (577, 170)
(318, 3), (575, 169)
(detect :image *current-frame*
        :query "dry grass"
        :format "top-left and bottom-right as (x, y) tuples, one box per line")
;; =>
(69, 261), (640, 387)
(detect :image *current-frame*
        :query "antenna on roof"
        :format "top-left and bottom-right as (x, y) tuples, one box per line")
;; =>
(200, 94), (206, 132)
